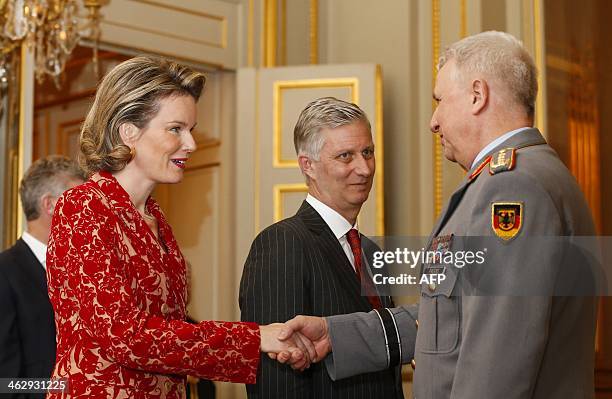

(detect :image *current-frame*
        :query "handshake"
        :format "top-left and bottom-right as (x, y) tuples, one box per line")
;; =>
(259, 316), (332, 371)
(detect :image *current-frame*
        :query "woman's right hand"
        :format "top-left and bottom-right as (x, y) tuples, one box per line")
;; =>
(259, 323), (315, 371)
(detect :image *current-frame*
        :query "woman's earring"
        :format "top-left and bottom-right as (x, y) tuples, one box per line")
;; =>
(129, 146), (136, 162)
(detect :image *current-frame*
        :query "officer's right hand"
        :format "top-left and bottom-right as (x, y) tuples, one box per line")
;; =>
(272, 315), (332, 368)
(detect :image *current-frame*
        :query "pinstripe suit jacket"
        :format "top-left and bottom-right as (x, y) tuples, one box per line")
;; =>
(240, 201), (403, 398)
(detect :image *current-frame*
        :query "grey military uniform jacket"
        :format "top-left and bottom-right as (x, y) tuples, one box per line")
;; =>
(324, 129), (598, 399)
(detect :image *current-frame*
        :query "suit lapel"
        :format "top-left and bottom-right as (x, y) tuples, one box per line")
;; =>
(12, 238), (48, 296)
(297, 201), (373, 310)
(431, 178), (471, 239)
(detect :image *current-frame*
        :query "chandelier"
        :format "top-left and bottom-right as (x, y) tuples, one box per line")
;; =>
(0, 0), (104, 89)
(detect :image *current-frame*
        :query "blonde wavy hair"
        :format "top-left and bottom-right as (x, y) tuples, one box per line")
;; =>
(79, 55), (205, 175)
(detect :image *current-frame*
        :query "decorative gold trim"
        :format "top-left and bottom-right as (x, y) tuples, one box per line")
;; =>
(430, 0), (467, 223)
(259, 0), (265, 67)
(263, 0), (277, 67)
(254, 70), (261, 234)
(273, 78), (360, 168)
(374, 65), (385, 236)
(280, 0), (287, 66)
(32, 117), (40, 161)
(102, 20), (227, 49)
(432, 0), (442, 219)
(533, 0), (546, 132)
(273, 183), (308, 222)
(95, 39), (225, 71)
(3, 50), (19, 248)
(188, 379), (200, 399)
(309, 0), (319, 64)
(9, 152), (19, 244)
(128, 0), (226, 21)
(460, 0), (467, 37)
(16, 45), (29, 239)
(247, 0), (254, 67)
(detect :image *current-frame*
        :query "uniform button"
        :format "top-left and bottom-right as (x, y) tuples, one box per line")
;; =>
(164, 380), (172, 392)
(411, 359), (416, 370)
(161, 303), (169, 314)
(428, 282), (436, 292)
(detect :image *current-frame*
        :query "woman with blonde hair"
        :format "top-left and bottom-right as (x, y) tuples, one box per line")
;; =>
(46, 56), (310, 398)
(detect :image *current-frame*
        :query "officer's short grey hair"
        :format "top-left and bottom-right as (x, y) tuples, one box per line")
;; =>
(438, 31), (538, 117)
(293, 97), (371, 161)
(19, 155), (86, 221)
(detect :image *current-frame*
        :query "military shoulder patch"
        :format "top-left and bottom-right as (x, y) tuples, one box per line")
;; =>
(491, 202), (523, 241)
(489, 148), (516, 175)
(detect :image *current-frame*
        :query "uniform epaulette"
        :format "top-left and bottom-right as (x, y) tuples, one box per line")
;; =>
(489, 147), (516, 175)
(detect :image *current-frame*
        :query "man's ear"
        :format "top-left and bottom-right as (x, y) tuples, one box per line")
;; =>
(119, 123), (139, 146)
(471, 78), (489, 115)
(39, 194), (56, 218)
(298, 155), (316, 181)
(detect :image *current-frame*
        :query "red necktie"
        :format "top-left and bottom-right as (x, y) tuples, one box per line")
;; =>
(346, 229), (382, 309)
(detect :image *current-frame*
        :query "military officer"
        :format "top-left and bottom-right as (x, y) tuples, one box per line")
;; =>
(275, 31), (598, 398)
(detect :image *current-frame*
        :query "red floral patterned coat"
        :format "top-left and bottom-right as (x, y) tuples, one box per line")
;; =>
(46, 172), (260, 398)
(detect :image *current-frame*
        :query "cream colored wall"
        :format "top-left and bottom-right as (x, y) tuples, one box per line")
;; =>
(322, 0), (434, 236)
(98, 0), (241, 69)
(319, 0), (428, 236)
(285, 0), (310, 65)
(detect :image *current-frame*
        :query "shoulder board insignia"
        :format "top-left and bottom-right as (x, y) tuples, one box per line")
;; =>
(469, 155), (491, 181)
(489, 148), (516, 175)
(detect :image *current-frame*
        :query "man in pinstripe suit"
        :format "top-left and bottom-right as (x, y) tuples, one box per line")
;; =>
(239, 97), (403, 398)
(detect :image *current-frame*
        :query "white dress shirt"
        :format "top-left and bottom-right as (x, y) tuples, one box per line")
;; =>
(21, 231), (48, 270)
(470, 127), (532, 169)
(306, 194), (359, 271)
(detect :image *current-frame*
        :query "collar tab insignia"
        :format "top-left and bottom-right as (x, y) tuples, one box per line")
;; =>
(469, 155), (492, 181)
(489, 148), (516, 175)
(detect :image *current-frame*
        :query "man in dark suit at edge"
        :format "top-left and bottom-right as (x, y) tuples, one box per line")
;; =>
(239, 97), (402, 398)
(0, 155), (85, 398)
